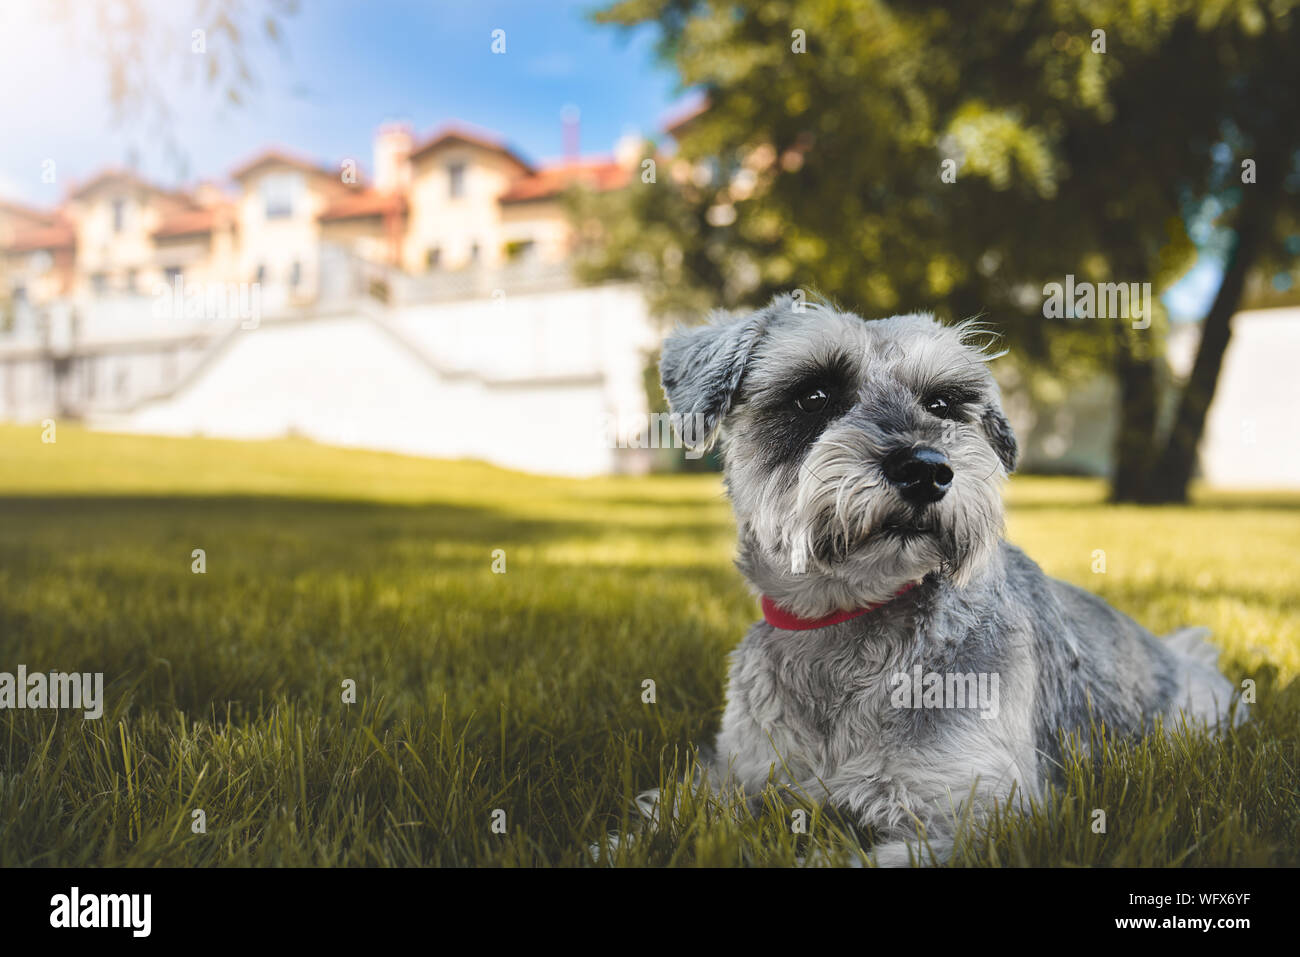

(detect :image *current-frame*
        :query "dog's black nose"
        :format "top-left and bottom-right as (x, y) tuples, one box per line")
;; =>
(883, 447), (953, 505)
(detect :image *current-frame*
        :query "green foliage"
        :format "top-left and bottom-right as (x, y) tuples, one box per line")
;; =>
(580, 0), (1299, 375)
(0, 427), (1295, 865)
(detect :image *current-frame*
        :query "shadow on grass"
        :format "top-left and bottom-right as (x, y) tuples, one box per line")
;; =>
(0, 491), (751, 723)
(1007, 496), (1300, 512)
(0, 493), (737, 550)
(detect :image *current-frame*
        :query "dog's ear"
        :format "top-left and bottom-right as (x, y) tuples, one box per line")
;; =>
(659, 305), (776, 451)
(981, 405), (1019, 473)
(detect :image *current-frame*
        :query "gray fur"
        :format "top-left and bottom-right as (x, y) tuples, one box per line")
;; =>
(656, 294), (1245, 866)
(660, 303), (779, 451)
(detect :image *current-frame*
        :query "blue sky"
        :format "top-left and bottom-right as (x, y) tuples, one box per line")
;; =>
(0, 0), (685, 203)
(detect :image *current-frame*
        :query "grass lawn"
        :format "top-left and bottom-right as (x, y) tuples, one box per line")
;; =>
(0, 424), (1296, 866)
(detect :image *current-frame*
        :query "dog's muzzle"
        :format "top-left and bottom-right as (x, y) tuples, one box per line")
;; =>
(883, 446), (953, 506)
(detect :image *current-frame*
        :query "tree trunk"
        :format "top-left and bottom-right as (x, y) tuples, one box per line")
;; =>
(1109, 327), (1160, 503)
(1146, 147), (1285, 503)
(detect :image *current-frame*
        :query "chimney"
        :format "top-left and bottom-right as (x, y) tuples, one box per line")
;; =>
(614, 131), (644, 169)
(374, 122), (413, 193)
(192, 181), (228, 208)
(560, 104), (581, 163)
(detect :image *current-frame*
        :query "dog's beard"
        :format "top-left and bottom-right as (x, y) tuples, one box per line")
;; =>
(736, 431), (1005, 616)
(787, 480), (953, 583)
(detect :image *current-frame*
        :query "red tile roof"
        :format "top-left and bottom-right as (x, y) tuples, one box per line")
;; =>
(499, 159), (630, 204)
(68, 169), (196, 207)
(663, 98), (708, 138)
(230, 148), (342, 183)
(8, 220), (75, 252)
(2, 118), (665, 253)
(319, 190), (407, 222)
(0, 199), (54, 226)
(153, 208), (222, 239)
(409, 123), (533, 173)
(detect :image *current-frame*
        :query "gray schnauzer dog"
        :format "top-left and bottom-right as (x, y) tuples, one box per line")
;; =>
(656, 294), (1243, 866)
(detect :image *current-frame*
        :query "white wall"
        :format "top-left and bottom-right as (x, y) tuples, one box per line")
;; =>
(1197, 308), (1300, 488)
(13, 292), (1296, 485)
(87, 284), (659, 477)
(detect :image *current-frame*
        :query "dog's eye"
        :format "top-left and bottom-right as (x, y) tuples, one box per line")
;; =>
(923, 394), (956, 418)
(794, 387), (830, 414)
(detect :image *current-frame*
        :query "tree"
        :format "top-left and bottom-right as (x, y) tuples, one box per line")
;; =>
(45, 0), (300, 179)
(579, 0), (1300, 502)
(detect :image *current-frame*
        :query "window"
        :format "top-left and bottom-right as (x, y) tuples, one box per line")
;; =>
(425, 248), (441, 270)
(261, 172), (300, 219)
(112, 198), (127, 233)
(447, 162), (466, 198)
(164, 267), (183, 285)
(469, 241), (479, 263)
(290, 261), (302, 287)
(504, 239), (536, 262)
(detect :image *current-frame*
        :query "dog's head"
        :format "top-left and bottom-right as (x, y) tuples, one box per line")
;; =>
(660, 294), (1017, 617)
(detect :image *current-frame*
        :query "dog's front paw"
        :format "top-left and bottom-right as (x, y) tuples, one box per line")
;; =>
(632, 786), (664, 825)
(868, 840), (920, 867)
(868, 835), (951, 867)
(587, 787), (671, 864)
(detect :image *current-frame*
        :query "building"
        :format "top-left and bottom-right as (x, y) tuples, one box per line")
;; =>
(2, 122), (635, 311)
(0, 122), (662, 476)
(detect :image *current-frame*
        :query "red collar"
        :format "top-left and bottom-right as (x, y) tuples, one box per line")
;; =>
(760, 582), (919, 631)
